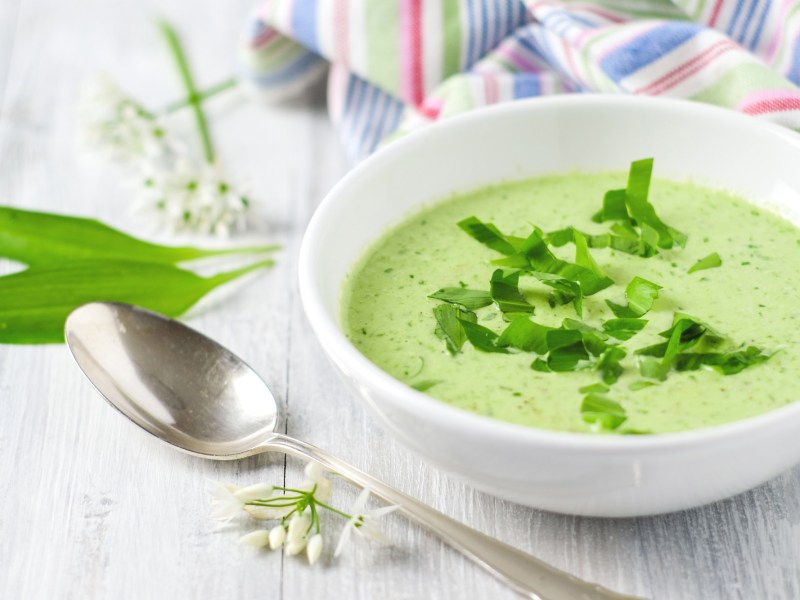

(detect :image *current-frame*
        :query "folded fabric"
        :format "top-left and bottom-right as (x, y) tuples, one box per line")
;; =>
(239, 0), (800, 162)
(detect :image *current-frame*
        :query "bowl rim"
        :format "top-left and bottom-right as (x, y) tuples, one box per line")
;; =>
(298, 94), (800, 452)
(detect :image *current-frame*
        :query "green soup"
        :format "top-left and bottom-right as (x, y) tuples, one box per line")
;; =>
(342, 172), (800, 434)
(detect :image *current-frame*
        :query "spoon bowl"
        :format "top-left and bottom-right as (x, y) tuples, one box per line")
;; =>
(66, 302), (277, 458)
(65, 302), (639, 600)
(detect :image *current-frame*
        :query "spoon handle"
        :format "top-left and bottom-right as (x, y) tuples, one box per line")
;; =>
(263, 433), (642, 600)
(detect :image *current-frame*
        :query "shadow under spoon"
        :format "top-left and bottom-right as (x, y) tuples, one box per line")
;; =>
(65, 301), (643, 600)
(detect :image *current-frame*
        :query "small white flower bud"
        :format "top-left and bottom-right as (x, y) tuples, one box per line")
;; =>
(244, 504), (293, 520)
(287, 513), (310, 542)
(285, 538), (307, 556)
(304, 462), (323, 482)
(234, 483), (273, 502)
(238, 530), (270, 548)
(268, 526), (286, 550)
(306, 534), (323, 565)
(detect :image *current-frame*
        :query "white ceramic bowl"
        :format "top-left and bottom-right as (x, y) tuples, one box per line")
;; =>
(298, 96), (800, 517)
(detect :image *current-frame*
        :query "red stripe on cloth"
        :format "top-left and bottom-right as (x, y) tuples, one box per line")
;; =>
(743, 96), (800, 115)
(708, 0), (725, 26)
(483, 74), (499, 104)
(409, 0), (424, 107)
(635, 39), (736, 96)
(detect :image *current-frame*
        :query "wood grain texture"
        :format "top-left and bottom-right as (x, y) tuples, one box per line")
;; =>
(1, 1), (800, 598)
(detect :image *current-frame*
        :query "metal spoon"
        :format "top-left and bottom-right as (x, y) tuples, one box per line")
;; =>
(65, 302), (641, 600)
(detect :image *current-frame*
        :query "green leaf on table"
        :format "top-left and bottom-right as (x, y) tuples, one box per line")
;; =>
(0, 258), (273, 344)
(580, 393), (627, 431)
(433, 304), (476, 355)
(0, 206), (278, 267)
(429, 287), (493, 310)
(688, 252), (722, 274)
(606, 276), (662, 318)
(490, 269), (535, 317)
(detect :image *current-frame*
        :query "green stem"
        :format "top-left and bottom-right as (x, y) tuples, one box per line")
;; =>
(163, 78), (238, 114)
(159, 21), (215, 163)
(315, 500), (353, 520)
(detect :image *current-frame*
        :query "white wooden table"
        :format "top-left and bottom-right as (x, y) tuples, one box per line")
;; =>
(2, 1), (800, 598)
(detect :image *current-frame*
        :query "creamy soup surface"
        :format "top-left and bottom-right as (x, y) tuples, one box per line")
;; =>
(342, 172), (800, 434)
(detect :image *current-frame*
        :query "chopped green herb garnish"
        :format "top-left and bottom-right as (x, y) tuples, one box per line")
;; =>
(410, 379), (442, 392)
(458, 319), (510, 354)
(429, 287), (493, 310)
(673, 346), (772, 375)
(591, 158), (685, 253)
(606, 276), (662, 318)
(580, 394), (627, 431)
(602, 318), (647, 341)
(433, 304), (476, 355)
(596, 346), (627, 384)
(628, 380), (657, 391)
(688, 252), (722, 274)
(490, 269), (535, 317)
(497, 316), (554, 354)
(457, 216), (517, 255)
(579, 383), (610, 394)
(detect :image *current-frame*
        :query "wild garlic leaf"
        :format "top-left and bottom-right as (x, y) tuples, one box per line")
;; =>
(591, 189), (629, 224)
(458, 319), (509, 354)
(497, 316), (554, 354)
(596, 346), (627, 384)
(457, 217), (517, 256)
(580, 394), (627, 431)
(433, 304), (476, 355)
(410, 379), (442, 392)
(606, 276), (662, 318)
(490, 269), (535, 317)
(429, 287), (493, 310)
(579, 383), (610, 394)
(0, 206), (278, 267)
(591, 159), (686, 252)
(603, 318), (648, 341)
(673, 346), (771, 375)
(0, 258), (273, 344)
(688, 252), (722, 274)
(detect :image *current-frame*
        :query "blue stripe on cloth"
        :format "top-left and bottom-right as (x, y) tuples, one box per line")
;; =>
(248, 50), (322, 86)
(787, 36), (800, 86)
(348, 77), (370, 158)
(517, 30), (550, 64)
(506, 0), (517, 36)
(726, 0), (747, 37)
(357, 85), (380, 158)
(748, 0), (771, 50)
(479, 0), (488, 60)
(600, 22), (702, 82)
(735, 0), (761, 45)
(291, 0), (319, 53)
(512, 74), (541, 98)
(466, 0), (477, 67)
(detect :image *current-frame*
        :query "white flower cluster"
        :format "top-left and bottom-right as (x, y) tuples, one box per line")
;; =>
(208, 462), (398, 566)
(79, 75), (251, 237)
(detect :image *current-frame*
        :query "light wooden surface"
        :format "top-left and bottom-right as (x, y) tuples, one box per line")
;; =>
(2, 1), (800, 599)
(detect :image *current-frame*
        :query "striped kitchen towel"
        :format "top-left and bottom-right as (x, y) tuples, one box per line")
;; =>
(239, 0), (800, 162)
